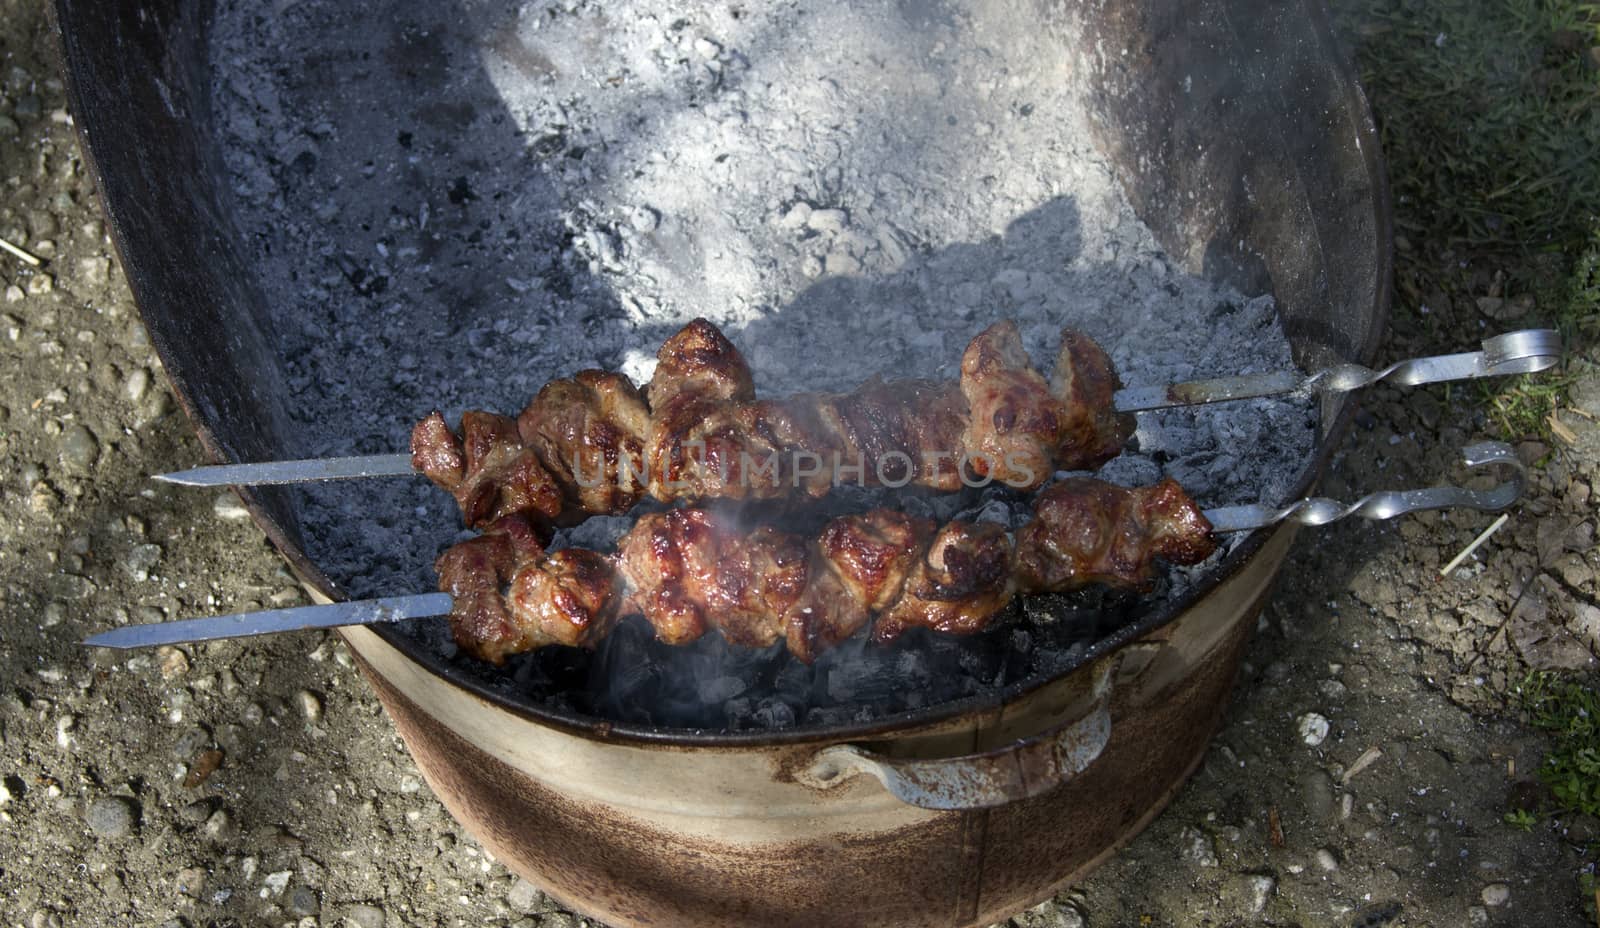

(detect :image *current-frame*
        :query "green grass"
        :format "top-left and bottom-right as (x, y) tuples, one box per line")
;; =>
(1517, 672), (1600, 818)
(1568, 224), (1600, 335)
(1516, 672), (1600, 919)
(1505, 806), (1540, 830)
(1336, 0), (1600, 438)
(1348, 1), (1600, 253)
(1483, 227), (1600, 434)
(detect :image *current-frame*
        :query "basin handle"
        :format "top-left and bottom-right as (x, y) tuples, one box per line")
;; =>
(797, 662), (1113, 811)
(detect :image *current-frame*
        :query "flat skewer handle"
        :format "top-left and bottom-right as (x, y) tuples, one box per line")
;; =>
(1111, 329), (1561, 411)
(1203, 441), (1524, 534)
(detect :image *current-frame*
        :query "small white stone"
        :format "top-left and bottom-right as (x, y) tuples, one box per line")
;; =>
(77, 256), (110, 288)
(1297, 713), (1330, 747)
(1481, 883), (1509, 907)
(1243, 874), (1276, 914)
(343, 904), (386, 928)
(158, 647), (190, 679)
(295, 690), (323, 722)
(262, 870), (293, 896)
(1315, 848), (1338, 871)
(124, 367), (151, 403)
(1178, 826), (1218, 867)
(210, 492), (252, 523)
(506, 878), (542, 912)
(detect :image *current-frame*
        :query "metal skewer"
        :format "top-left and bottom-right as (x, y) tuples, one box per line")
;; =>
(152, 330), (1560, 488)
(84, 594), (454, 651)
(87, 441), (1524, 650)
(1111, 328), (1558, 411)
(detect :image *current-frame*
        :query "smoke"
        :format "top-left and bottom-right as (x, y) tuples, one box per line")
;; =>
(510, 584), (1137, 731)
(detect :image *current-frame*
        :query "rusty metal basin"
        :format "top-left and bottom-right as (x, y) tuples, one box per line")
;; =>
(52, 0), (1390, 924)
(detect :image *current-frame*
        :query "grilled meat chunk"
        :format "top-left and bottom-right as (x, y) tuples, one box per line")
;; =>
(1015, 477), (1218, 593)
(647, 317), (757, 407)
(873, 521), (1015, 643)
(519, 370), (652, 518)
(1051, 331), (1136, 471)
(616, 509), (810, 648)
(410, 411), (565, 530)
(959, 321), (1136, 484)
(959, 320), (1067, 488)
(506, 548), (624, 650)
(434, 514), (548, 664)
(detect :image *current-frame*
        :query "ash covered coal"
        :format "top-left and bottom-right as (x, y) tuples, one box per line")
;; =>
(208, 0), (1317, 730)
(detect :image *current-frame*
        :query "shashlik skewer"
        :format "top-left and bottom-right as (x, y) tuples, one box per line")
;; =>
(153, 327), (1558, 502)
(434, 475), (1216, 665)
(414, 318), (1133, 529)
(86, 441), (1525, 657)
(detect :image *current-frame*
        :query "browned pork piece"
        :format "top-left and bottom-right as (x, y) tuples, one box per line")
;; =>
(432, 513), (549, 664)
(411, 412), (565, 529)
(410, 318), (1135, 529)
(437, 477), (1217, 665)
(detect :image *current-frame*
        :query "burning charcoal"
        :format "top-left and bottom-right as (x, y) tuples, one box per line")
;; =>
(822, 654), (903, 705)
(752, 698), (797, 729)
(698, 675), (749, 704)
(805, 706), (850, 728)
(999, 629), (1036, 683)
(957, 641), (1005, 689)
(562, 515), (634, 552)
(971, 499), (1014, 526)
(771, 660), (814, 705)
(723, 697), (754, 729)
(893, 650), (932, 689)
(585, 619), (661, 718)
(333, 253), (389, 296)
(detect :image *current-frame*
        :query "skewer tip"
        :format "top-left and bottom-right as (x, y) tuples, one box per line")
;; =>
(151, 468), (220, 487)
(82, 630), (133, 649)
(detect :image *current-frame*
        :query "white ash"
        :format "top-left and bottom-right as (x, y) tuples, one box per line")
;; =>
(208, 0), (1315, 729)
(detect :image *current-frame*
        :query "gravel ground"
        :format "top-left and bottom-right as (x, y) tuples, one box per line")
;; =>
(2, 1), (1599, 926)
